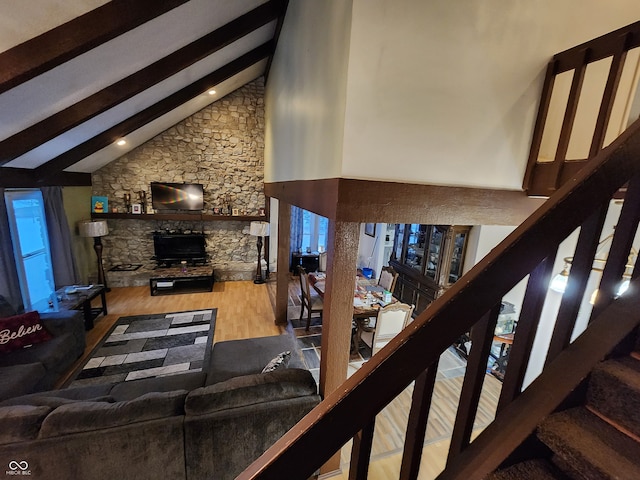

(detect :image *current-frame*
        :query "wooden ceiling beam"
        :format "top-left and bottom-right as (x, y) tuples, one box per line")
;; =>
(34, 42), (274, 182)
(0, 0), (189, 94)
(264, 0), (290, 83)
(0, 167), (90, 187)
(0, 0), (286, 166)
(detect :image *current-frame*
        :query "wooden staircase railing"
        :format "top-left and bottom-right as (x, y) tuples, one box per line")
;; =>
(439, 276), (640, 479)
(238, 26), (640, 480)
(524, 21), (640, 197)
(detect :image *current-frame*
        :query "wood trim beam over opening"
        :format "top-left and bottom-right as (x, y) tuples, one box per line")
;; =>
(265, 178), (545, 225)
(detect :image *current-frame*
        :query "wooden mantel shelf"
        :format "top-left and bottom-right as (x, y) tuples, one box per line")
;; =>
(91, 212), (266, 222)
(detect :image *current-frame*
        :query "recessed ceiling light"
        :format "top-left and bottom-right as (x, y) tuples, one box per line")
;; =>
(208, 89), (216, 95)
(116, 139), (127, 146)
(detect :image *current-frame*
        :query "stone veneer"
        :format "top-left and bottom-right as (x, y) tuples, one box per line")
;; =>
(91, 79), (265, 283)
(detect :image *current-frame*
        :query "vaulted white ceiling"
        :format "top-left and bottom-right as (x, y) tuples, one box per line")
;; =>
(0, 0), (287, 186)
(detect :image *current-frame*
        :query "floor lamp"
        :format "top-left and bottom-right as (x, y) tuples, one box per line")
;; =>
(78, 219), (110, 291)
(249, 221), (270, 284)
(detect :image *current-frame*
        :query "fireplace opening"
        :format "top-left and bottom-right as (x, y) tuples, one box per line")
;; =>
(152, 232), (207, 267)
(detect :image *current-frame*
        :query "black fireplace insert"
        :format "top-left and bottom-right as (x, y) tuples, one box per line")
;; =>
(153, 232), (207, 266)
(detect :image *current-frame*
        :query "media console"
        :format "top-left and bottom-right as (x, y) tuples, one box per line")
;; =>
(149, 266), (215, 296)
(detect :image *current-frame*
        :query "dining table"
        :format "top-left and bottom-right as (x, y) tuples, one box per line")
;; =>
(308, 272), (397, 353)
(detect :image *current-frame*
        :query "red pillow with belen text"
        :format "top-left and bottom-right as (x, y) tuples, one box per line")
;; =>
(0, 311), (53, 353)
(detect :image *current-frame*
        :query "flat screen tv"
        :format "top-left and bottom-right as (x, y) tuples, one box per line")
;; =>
(151, 182), (204, 211)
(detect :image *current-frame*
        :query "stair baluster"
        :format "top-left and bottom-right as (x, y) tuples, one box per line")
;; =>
(498, 255), (556, 412)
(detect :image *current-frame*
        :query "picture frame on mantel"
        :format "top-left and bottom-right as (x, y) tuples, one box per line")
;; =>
(91, 196), (108, 214)
(131, 204), (142, 214)
(364, 223), (376, 237)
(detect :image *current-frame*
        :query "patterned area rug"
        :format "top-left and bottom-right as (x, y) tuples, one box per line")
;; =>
(68, 309), (216, 388)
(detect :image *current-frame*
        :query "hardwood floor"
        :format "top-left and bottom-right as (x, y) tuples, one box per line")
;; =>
(332, 374), (501, 479)
(55, 280), (284, 387)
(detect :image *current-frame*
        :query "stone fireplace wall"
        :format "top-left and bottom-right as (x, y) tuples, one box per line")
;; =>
(91, 79), (265, 283)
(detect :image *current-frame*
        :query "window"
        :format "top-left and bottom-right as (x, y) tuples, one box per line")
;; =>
(4, 190), (56, 311)
(300, 210), (329, 253)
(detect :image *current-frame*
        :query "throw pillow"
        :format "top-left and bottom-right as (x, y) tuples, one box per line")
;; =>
(0, 311), (53, 354)
(261, 351), (291, 374)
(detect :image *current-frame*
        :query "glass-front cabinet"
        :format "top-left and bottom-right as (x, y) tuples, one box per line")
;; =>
(390, 224), (470, 315)
(447, 228), (469, 284)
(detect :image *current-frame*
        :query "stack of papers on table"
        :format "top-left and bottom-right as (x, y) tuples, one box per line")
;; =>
(353, 297), (367, 308)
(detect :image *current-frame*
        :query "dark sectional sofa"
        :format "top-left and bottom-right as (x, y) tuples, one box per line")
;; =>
(0, 304), (86, 401)
(0, 333), (321, 480)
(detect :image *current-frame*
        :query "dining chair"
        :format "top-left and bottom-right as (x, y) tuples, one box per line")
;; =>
(361, 302), (414, 355)
(378, 266), (399, 294)
(318, 251), (327, 272)
(298, 266), (324, 331)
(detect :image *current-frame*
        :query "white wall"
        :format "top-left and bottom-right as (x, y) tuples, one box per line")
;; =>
(264, 0), (353, 182)
(341, 0), (639, 188)
(267, 0), (640, 189)
(356, 223), (386, 277)
(465, 225), (528, 310)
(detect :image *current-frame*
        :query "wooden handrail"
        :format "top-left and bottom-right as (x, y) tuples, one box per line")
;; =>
(524, 21), (640, 196)
(239, 116), (640, 479)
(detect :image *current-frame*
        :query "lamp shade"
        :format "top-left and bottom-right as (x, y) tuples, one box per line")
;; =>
(78, 219), (109, 238)
(549, 269), (568, 293)
(249, 221), (270, 237)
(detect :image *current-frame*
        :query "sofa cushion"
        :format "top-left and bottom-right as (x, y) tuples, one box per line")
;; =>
(0, 311), (53, 353)
(207, 334), (305, 385)
(0, 405), (51, 445)
(0, 394), (114, 408)
(38, 390), (188, 438)
(110, 370), (206, 401)
(186, 368), (317, 415)
(0, 332), (77, 371)
(0, 363), (47, 401)
(0, 383), (115, 407)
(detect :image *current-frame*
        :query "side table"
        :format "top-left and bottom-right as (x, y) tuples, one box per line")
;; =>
(55, 285), (108, 330)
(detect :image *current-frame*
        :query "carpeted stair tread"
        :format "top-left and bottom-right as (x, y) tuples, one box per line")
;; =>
(487, 459), (568, 480)
(537, 407), (640, 479)
(587, 356), (640, 438)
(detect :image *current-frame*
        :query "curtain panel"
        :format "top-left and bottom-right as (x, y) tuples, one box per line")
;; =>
(41, 186), (80, 288)
(0, 188), (23, 311)
(290, 205), (304, 256)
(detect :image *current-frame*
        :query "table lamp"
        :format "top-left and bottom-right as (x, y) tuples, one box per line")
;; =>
(249, 221), (270, 284)
(78, 219), (110, 291)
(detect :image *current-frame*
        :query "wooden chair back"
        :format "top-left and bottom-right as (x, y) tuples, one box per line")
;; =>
(298, 266), (311, 300)
(378, 266), (398, 293)
(371, 302), (414, 355)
